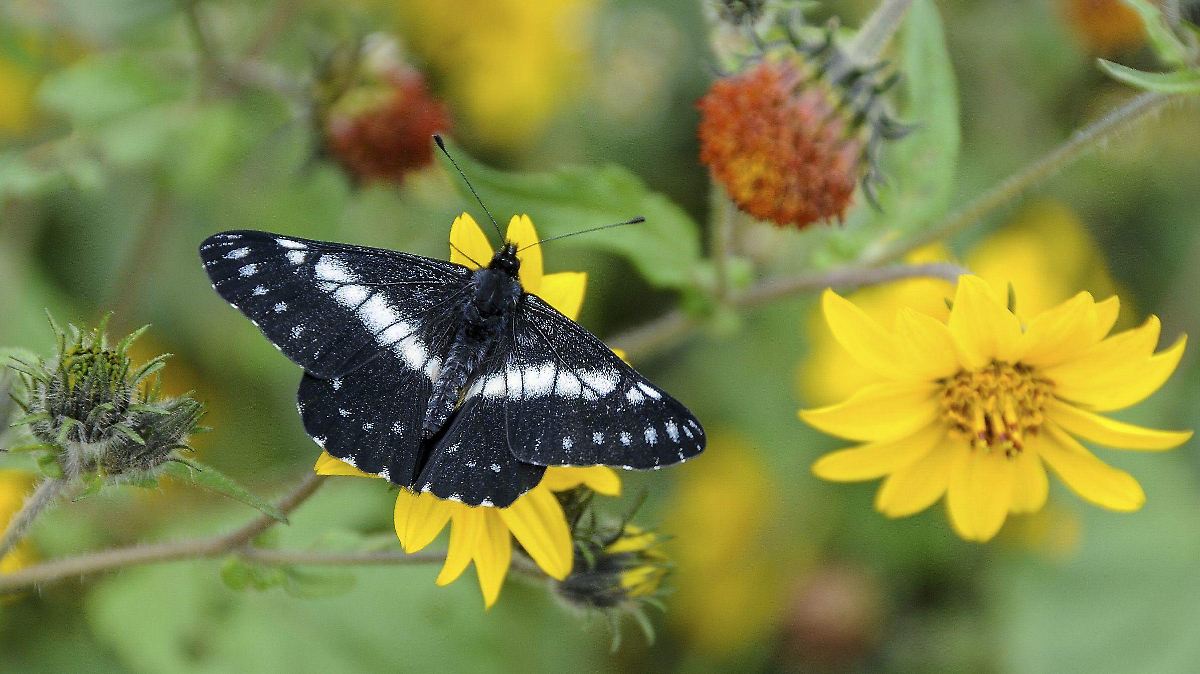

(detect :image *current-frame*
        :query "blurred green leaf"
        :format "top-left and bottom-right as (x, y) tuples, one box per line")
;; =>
(38, 53), (185, 127)
(280, 566), (357, 599)
(160, 459), (288, 523)
(1098, 60), (1200, 93)
(436, 140), (703, 290)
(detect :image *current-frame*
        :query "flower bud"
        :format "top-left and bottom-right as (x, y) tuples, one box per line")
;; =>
(557, 524), (670, 611)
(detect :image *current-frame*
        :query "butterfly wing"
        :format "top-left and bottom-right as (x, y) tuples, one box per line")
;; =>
(473, 293), (706, 470)
(201, 230), (471, 485)
(199, 230), (471, 379)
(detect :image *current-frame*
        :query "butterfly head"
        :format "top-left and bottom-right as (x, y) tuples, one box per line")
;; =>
(488, 242), (521, 278)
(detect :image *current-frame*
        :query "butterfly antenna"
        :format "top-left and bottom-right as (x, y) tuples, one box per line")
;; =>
(433, 134), (504, 240)
(516, 216), (645, 252)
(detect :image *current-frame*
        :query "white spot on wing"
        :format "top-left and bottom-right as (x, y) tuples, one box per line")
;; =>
(625, 387), (645, 404)
(290, 326), (303, 338)
(238, 264), (258, 277)
(665, 420), (680, 442)
(334, 284), (369, 307)
(314, 255), (353, 282)
(276, 238), (307, 250)
(644, 426), (658, 445)
(252, 285), (268, 296)
(619, 432), (632, 446)
(489, 463), (501, 473)
(273, 302), (288, 313)
(562, 436), (573, 450)
(637, 382), (662, 400)
(286, 250), (306, 265)
(579, 369), (619, 396)
(592, 432), (604, 444)
(225, 247), (250, 259)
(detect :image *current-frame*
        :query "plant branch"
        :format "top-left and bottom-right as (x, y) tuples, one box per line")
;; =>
(865, 91), (1179, 265)
(237, 547), (446, 567)
(609, 262), (968, 361)
(0, 473), (325, 593)
(0, 478), (70, 560)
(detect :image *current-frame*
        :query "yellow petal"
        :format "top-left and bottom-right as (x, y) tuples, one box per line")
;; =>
(893, 308), (960, 380)
(536, 272), (587, 321)
(1009, 446), (1048, 514)
(507, 214), (542, 292)
(947, 275), (1024, 370)
(393, 490), (454, 553)
(1036, 423), (1145, 512)
(313, 451), (377, 478)
(540, 466), (622, 496)
(821, 288), (913, 380)
(473, 509), (513, 608)
(498, 488), (573, 580)
(1045, 399), (1192, 451)
(799, 381), (940, 443)
(812, 423), (944, 482)
(1045, 315), (1185, 411)
(1019, 292), (1101, 368)
(1089, 295), (1120, 343)
(875, 442), (955, 518)
(437, 508), (482, 586)
(946, 448), (1014, 542)
(449, 212), (494, 269)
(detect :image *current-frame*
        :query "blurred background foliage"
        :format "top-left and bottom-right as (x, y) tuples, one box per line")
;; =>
(1, 0), (1198, 671)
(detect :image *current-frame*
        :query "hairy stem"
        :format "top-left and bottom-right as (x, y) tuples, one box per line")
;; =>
(866, 91), (1178, 265)
(237, 547), (446, 567)
(609, 262), (967, 361)
(0, 473), (325, 593)
(0, 478), (69, 560)
(848, 0), (914, 63)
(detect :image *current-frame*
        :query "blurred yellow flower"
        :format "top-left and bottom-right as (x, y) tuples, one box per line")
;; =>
(0, 54), (40, 134)
(802, 276), (1190, 542)
(316, 212), (619, 607)
(395, 0), (596, 150)
(0, 470), (37, 574)
(800, 202), (1119, 406)
(665, 432), (786, 656)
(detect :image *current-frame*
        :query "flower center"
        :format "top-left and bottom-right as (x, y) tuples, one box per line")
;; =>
(939, 361), (1052, 456)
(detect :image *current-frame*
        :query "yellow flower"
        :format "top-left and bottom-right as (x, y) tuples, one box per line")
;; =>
(0, 470), (37, 574)
(802, 276), (1190, 542)
(800, 202), (1119, 406)
(316, 212), (618, 607)
(394, 0), (596, 150)
(665, 432), (786, 656)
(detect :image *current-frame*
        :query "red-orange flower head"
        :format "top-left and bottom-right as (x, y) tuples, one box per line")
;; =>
(319, 35), (451, 185)
(698, 41), (905, 229)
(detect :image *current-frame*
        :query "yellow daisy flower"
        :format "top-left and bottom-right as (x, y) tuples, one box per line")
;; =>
(801, 275), (1191, 542)
(316, 212), (621, 607)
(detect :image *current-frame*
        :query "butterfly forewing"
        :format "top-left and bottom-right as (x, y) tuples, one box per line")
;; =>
(199, 230), (471, 379)
(477, 294), (706, 470)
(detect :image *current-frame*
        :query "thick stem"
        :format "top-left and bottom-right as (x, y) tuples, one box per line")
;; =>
(865, 91), (1178, 265)
(0, 473), (325, 593)
(0, 478), (69, 560)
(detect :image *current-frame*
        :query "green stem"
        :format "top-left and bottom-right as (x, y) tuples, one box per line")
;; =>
(865, 91), (1178, 266)
(848, 0), (914, 63)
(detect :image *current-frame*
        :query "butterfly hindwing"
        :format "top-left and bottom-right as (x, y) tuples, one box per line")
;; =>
(200, 230), (471, 379)
(474, 294), (706, 470)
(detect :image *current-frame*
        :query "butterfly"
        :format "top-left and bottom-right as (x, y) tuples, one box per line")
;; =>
(198, 217), (706, 508)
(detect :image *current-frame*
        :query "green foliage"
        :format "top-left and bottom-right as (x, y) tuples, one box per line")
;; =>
(435, 140), (704, 290)
(1097, 61), (1200, 93)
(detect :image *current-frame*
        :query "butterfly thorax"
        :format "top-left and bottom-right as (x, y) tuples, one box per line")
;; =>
(421, 243), (522, 439)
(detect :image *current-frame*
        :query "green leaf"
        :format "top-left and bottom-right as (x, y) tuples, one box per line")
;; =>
(160, 459), (288, 523)
(435, 140), (703, 290)
(36, 453), (63, 479)
(1097, 60), (1200, 93)
(280, 567), (357, 599)
(1122, 0), (1192, 67)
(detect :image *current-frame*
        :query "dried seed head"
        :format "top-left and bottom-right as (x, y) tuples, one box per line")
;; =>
(698, 31), (907, 228)
(317, 34), (452, 185)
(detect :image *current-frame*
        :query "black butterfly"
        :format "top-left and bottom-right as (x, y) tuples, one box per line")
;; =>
(198, 227), (705, 507)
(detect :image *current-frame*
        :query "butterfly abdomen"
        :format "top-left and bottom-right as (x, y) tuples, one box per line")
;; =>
(421, 267), (520, 438)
